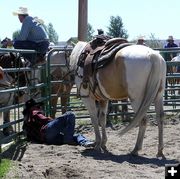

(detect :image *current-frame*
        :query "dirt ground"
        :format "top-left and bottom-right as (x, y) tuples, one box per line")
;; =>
(2, 115), (180, 179)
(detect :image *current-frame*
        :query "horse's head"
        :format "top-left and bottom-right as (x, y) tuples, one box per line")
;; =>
(0, 52), (26, 85)
(0, 52), (24, 70)
(0, 52), (28, 104)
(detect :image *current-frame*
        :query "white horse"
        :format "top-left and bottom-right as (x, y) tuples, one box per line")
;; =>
(70, 41), (166, 158)
(0, 68), (15, 135)
(0, 53), (27, 136)
(171, 55), (180, 94)
(171, 55), (180, 73)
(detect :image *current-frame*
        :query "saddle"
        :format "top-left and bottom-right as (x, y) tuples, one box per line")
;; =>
(78, 37), (132, 88)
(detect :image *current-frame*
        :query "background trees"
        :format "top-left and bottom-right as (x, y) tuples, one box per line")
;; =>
(107, 16), (128, 39)
(86, 23), (95, 41)
(46, 23), (59, 44)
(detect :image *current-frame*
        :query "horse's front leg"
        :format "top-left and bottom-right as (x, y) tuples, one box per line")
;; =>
(98, 100), (108, 151)
(83, 98), (102, 151)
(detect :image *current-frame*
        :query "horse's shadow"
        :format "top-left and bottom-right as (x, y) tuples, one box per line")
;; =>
(81, 149), (179, 167)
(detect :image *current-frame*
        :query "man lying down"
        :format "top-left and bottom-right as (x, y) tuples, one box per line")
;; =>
(22, 99), (94, 147)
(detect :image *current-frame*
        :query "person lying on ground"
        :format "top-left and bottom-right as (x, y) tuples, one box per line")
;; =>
(22, 99), (94, 147)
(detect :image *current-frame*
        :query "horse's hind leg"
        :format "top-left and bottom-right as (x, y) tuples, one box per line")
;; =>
(131, 115), (147, 156)
(154, 95), (165, 158)
(97, 100), (108, 151)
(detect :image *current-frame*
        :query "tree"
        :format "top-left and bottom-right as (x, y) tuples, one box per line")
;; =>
(12, 30), (20, 40)
(46, 23), (59, 44)
(107, 16), (128, 39)
(86, 23), (95, 41)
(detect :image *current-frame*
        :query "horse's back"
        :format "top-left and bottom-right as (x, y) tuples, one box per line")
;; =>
(97, 45), (166, 101)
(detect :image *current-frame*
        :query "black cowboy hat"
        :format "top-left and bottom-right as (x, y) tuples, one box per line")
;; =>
(22, 98), (44, 115)
(1, 37), (11, 44)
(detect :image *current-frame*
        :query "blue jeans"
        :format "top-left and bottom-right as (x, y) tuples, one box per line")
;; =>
(14, 40), (49, 64)
(44, 111), (92, 146)
(45, 111), (75, 145)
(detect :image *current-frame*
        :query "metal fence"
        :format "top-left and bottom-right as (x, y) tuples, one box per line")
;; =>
(0, 48), (49, 159)
(51, 47), (180, 120)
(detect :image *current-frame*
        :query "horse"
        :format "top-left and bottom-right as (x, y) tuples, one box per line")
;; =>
(171, 55), (180, 94)
(47, 49), (74, 118)
(0, 52), (27, 135)
(70, 41), (166, 158)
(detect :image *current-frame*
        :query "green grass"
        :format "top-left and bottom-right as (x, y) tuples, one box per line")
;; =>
(0, 159), (11, 178)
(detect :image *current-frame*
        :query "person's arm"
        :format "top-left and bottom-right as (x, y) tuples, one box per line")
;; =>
(32, 110), (52, 123)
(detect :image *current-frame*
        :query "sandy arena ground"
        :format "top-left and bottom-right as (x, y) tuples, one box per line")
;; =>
(2, 115), (180, 179)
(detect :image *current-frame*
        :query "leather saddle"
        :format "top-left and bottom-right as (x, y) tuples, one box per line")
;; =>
(77, 37), (132, 87)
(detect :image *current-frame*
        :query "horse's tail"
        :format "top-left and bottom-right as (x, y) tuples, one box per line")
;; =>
(119, 52), (165, 135)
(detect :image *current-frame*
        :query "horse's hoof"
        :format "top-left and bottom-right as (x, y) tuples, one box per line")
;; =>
(156, 152), (166, 159)
(130, 150), (139, 156)
(94, 145), (103, 152)
(101, 145), (108, 153)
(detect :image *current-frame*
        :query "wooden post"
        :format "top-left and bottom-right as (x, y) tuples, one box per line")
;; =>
(78, 0), (88, 41)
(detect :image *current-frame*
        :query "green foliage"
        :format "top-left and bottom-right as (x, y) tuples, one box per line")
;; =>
(0, 159), (11, 178)
(46, 23), (59, 44)
(107, 16), (128, 39)
(86, 23), (95, 42)
(12, 30), (20, 40)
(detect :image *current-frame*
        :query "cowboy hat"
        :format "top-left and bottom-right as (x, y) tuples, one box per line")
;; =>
(22, 98), (44, 115)
(167, 35), (174, 41)
(13, 7), (29, 16)
(137, 36), (145, 41)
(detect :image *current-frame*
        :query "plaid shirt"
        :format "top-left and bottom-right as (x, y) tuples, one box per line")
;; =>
(23, 108), (52, 143)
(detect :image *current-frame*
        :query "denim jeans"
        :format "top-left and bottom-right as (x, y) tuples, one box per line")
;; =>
(14, 40), (49, 64)
(45, 111), (75, 145)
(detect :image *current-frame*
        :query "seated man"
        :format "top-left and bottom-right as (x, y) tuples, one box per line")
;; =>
(22, 99), (94, 147)
(12, 7), (49, 65)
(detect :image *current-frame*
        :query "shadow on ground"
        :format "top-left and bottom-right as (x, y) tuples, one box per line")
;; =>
(81, 149), (179, 167)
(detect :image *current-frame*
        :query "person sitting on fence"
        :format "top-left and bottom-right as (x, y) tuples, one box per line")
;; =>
(12, 7), (49, 65)
(22, 99), (94, 147)
(164, 35), (178, 61)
